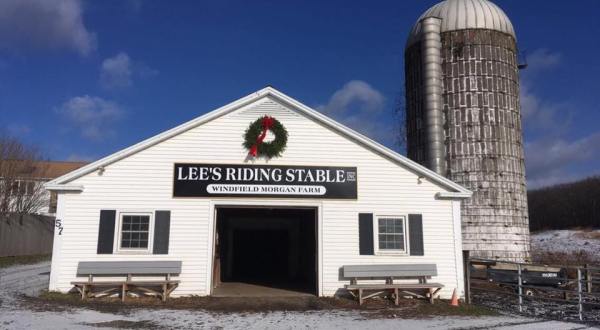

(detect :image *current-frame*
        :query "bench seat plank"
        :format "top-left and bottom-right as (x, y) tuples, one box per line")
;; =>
(77, 261), (182, 276)
(71, 280), (180, 286)
(345, 283), (443, 290)
(72, 281), (127, 286)
(343, 264), (437, 278)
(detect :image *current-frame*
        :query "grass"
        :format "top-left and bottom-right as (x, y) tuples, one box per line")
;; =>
(33, 291), (499, 317)
(0, 254), (51, 269)
(531, 250), (599, 266)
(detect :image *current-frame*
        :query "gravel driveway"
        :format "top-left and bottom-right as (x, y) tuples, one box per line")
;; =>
(1, 262), (597, 330)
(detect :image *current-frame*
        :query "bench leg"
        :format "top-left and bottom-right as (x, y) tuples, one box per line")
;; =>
(429, 288), (434, 304)
(162, 283), (167, 302)
(394, 288), (399, 305)
(122, 284), (127, 302)
(81, 285), (86, 300)
(358, 288), (363, 305)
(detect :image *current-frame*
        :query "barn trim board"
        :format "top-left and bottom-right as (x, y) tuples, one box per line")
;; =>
(46, 86), (471, 299)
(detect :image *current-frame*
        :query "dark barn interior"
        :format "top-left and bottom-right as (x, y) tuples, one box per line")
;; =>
(213, 207), (317, 295)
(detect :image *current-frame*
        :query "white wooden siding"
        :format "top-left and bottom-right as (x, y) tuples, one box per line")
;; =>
(50, 96), (463, 298)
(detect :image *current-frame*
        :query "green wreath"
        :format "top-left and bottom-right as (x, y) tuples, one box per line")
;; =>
(243, 116), (288, 158)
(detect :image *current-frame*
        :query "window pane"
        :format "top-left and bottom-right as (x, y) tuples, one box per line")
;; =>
(120, 214), (151, 250)
(378, 218), (405, 251)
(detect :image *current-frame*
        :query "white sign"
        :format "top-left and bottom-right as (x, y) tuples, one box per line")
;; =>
(207, 184), (326, 196)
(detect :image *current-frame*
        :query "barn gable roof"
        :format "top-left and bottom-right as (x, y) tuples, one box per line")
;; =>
(45, 86), (471, 198)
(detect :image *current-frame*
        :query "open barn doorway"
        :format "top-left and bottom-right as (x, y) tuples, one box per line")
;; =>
(212, 206), (318, 296)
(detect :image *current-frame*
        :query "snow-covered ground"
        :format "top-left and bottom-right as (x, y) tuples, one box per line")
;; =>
(1, 262), (598, 329)
(531, 229), (600, 260)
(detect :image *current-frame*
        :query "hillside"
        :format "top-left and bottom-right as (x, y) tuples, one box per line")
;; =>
(528, 176), (600, 231)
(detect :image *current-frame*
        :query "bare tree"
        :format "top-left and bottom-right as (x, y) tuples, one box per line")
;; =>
(0, 134), (49, 218)
(394, 88), (408, 154)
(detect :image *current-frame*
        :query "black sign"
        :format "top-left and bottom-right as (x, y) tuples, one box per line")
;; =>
(173, 163), (357, 199)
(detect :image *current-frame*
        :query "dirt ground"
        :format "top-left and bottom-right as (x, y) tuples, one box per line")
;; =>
(23, 291), (498, 319)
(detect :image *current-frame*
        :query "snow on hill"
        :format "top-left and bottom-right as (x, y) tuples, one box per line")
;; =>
(530, 229), (600, 263)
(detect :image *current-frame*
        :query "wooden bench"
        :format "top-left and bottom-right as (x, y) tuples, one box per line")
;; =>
(71, 261), (182, 302)
(343, 264), (444, 305)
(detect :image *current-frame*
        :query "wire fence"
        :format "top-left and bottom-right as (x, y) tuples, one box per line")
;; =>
(466, 257), (600, 324)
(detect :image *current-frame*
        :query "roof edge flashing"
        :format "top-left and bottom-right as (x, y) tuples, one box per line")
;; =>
(44, 184), (84, 192)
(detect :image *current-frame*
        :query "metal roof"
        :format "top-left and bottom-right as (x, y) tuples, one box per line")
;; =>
(407, 0), (515, 47)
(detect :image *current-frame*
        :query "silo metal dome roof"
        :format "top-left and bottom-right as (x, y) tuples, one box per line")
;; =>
(407, 0), (515, 47)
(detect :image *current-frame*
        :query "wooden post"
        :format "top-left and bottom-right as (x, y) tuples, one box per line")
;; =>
(463, 250), (471, 304)
(577, 268), (583, 321)
(517, 263), (523, 313)
(585, 264), (592, 293)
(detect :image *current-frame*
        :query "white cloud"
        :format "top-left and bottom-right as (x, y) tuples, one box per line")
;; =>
(526, 48), (561, 72)
(0, 0), (96, 56)
(100, 53), (133, 89)
(526, 132), (600, 189)
(516, 48), (599, 189)
(57, 95), (123, 141)
(100, 52), (158, 90)
(520, 49), (567, 131)
(318, 80), (385, 115)
(316, 80), (396, 146)
(520, 82), (571, 134)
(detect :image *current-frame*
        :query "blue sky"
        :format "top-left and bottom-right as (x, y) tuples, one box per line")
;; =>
(0, 0), (599, 189)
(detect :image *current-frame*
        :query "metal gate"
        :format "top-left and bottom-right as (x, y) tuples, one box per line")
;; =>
(465, 255), (600, 324)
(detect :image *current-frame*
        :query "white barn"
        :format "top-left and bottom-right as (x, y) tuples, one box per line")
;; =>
(46, 87), (471, 299)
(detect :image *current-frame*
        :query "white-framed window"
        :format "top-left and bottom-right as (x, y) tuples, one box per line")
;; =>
(116, 212), (153, 253)
(374, 216), (407, 254)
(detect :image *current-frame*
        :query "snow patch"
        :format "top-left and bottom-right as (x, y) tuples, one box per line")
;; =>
(531, 230), (600, 258)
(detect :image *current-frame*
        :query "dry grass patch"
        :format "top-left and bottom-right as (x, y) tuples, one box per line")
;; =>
(0, 254), (50, 269)
(531, 250), (599, 266)
(29, 291), (498, 318)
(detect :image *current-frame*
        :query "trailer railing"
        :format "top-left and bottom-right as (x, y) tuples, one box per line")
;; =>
(466, 255), (600, 324)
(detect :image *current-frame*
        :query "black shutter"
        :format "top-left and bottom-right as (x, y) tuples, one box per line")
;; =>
(97, 210), (116, 254)
(358, 213), (374, 255)
(409, 214), (424, 256)
(153, 210), (171, 254)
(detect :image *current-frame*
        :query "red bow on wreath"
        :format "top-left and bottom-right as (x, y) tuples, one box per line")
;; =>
(249, 116), (275, 157)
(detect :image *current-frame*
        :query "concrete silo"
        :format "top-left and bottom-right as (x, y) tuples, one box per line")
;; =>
(405, 0), (530, 261)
